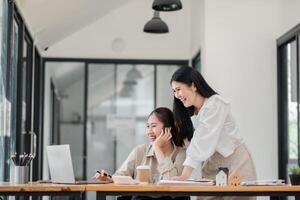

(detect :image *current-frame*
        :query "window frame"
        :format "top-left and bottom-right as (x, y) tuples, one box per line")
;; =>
(32, 48), (44, 181)
(192, 50), (201, 72)
(277, 23), (300, 181)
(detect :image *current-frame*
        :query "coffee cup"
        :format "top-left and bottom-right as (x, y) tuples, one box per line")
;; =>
(136, 165), (150, 183)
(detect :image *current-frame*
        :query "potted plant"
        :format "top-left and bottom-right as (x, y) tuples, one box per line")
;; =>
(289, 165), (300, 185)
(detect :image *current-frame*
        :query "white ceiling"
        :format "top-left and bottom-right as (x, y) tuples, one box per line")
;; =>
(16, 0), (133, 50)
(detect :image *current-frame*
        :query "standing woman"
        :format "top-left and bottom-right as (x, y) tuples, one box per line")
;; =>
(170, 67), (256, 199)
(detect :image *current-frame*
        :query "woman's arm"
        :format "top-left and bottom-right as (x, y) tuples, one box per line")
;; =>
(171, 165), (193, 180)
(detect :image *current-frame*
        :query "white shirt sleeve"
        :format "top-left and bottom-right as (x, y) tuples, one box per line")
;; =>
(183, 97), (229, 169)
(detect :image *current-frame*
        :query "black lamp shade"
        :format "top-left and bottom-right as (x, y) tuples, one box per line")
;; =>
(152, 0), (182, 11)
(143, 17), (169, 34)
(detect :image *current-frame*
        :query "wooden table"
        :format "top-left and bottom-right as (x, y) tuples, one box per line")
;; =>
(1, 183), (300, 200)
(85, 184), (300, 200)
(0, 183), (84, 199)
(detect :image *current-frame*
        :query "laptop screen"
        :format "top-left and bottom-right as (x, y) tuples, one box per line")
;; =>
(47, 144), (76, 184)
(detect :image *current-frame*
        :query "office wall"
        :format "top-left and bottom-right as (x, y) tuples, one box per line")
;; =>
(43, 0), (191, 60)
(278, 0), (300, 36)
(198, 0), (300, 181)
(190, 0), (204, 58)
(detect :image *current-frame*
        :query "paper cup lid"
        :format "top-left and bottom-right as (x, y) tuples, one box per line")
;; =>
(137, 165), (150, 170)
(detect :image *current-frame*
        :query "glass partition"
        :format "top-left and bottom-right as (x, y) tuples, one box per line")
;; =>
(287, 41), (299, 170)
(44, 62), (85, 180)
(156, 65), (179, 108)
(0, 0), (9, 182)
(87, 64), (116, 177)
(86, 64), (154, 200)
(6, 9), (19, 184)
(115, 64), (154, 166)
(21, 39), (27, 132)
(44, 60), (184, 200)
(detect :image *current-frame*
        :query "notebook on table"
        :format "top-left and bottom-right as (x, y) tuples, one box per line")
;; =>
(46, 144), (109, 184)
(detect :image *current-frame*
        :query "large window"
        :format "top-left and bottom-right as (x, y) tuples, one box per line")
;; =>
(0, 0), (37, 184)
(286, 41), (298, 163)
(277, 24), (300, 183)
(0, 0), (12, 182)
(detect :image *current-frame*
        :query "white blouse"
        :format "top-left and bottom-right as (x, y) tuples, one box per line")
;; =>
(183, 94), (243, 169)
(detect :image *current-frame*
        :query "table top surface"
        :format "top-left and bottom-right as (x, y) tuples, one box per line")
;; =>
(0, 183), (85, 192)
(84, 184), (300, 192)
(1, 183), (300, 193)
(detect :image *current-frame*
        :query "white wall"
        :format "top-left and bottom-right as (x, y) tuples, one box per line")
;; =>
(43, 0), (191, 60)
(198, 0), (300, 180)
(190, 0), (204, 58)
(278, 0), (300, 37)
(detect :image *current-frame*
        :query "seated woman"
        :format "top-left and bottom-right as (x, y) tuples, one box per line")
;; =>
(94, 107), (189, 200)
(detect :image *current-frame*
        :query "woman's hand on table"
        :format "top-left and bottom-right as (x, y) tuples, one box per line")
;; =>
(92, 170), (113, 183)
(171, 166), (193, 181)
(170, 175), (188, 181)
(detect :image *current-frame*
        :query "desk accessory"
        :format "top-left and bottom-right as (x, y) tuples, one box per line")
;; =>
(11, 152), (34, 184)
(228, 173), (241, 186)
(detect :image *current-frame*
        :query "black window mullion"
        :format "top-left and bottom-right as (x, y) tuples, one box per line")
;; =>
(5, 0), (12, 100)
(297, 35), (300, 167)
(4, 0), (14, 182)
(24, 33), (33, 132)
(277, 44), (289, 180)
(23, 32), (33, 154)
(13, 7), (24, 154)
(154, 64), (157, 109)
(32, 49), (43, 181)
(83, 63), (88, 180)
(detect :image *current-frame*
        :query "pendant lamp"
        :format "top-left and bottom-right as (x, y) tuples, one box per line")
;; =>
(143, 11), (169, 34)
(152, 0), (182, 11)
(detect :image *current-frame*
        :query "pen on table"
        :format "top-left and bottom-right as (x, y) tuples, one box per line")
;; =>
(97, 170), (112, 178)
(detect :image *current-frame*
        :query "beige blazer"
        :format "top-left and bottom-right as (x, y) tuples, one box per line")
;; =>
(115, 143), (186, 180)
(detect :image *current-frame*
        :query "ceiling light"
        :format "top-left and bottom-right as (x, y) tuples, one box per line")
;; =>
(126, 66), (142, 80)
(120, 66), (142, 97)
(143, 11), (169, 34)
(152, 0), (182, 11)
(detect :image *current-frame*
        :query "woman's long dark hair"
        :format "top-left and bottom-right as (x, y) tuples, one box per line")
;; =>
(170, 66), (217, 141)
(149, 107), (184, 147)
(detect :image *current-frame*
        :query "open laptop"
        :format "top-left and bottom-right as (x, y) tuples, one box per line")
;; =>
(46, 144), (109, 184)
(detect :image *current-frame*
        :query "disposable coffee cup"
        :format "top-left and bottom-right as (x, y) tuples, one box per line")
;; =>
(136, 165), (150, 183)
(14, 166), (29, 184)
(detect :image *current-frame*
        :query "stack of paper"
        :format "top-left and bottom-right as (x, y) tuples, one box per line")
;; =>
(158, 179), (215, 186)
(241, 179), (285, 186)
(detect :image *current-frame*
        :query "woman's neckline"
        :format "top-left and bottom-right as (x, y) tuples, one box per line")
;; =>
(194, 95), (207, 115)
